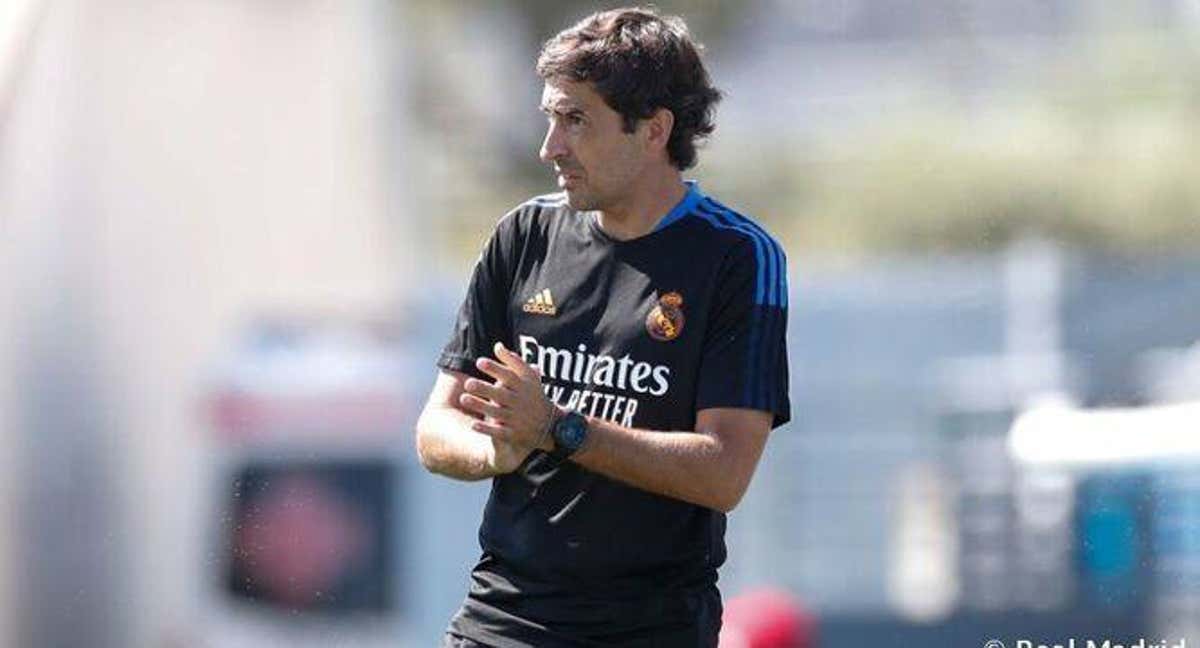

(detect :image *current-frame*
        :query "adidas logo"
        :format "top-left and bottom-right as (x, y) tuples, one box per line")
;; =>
(522, 288), (557, 316)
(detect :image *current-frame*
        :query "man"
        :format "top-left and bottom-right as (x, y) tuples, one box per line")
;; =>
(416, 7), (789, 647)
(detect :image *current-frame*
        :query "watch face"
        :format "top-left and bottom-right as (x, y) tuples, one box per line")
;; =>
(556, 413), (588, 452)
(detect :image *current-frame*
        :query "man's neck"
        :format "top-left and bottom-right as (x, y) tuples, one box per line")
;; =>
(595, 171), (688, 242)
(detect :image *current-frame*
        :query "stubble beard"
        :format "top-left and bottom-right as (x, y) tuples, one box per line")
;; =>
(563, 171), (637, 214)
(564, 189), (597, 211)
(562, 179), (606, 212)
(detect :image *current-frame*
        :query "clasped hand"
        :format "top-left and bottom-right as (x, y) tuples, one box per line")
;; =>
(459, 342), (557, 464)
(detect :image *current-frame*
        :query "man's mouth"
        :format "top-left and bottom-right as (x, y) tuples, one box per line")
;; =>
(556, 170), (582, 188)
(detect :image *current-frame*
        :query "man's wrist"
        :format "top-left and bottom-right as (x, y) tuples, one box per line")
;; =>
(547, 409), (590, 460)
(536, 404), (561, 452)
(564, 415), (596, 461)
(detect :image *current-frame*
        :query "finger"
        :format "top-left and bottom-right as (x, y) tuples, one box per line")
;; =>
(475, 357), (520, 385)
(471, 419), (514, 442)
(458, 393), (506, 420)
(464, 377), (511, 405)
(494, 342), (538, 378)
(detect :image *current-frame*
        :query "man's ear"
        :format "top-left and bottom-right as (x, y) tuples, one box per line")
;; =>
(644, 108), (675, 154)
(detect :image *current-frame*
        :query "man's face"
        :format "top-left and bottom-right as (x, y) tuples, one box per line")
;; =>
(539, 79), (647, 211)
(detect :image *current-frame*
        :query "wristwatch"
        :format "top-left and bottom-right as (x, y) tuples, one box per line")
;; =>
(549, 409), (589, 460)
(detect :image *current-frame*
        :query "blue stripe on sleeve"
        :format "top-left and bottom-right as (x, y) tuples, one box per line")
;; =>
(703, 202), (774, 306)
(691, 204), (763, 402)
(698, 200), (787, 308)
(694, 203), (768, 305)
(693, 198), (789, 408)
(703, 198), (788, 307)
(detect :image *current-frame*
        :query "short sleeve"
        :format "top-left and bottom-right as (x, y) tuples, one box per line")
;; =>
(436, 215), (516, 380)
(695, 236), (791, 428)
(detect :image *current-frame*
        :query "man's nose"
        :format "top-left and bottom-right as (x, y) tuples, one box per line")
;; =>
(539, 122), (567, 163)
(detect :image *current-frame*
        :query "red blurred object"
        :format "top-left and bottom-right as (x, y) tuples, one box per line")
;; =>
(234, 474), (370, 607)
(720, 588), (816, 648)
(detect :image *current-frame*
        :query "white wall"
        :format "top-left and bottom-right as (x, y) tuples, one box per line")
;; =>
(0, 1), (409, 645)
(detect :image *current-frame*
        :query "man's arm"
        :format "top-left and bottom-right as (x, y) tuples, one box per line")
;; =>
(462, 343), (772, 512)
(414, 369), (534, 481)
(570, 408), (770, 513)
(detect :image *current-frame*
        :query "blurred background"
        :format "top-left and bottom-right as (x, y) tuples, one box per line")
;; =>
(3, 1), (1200, 646)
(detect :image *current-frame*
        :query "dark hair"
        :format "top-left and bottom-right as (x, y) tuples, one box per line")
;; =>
(536, 7), (722, 170)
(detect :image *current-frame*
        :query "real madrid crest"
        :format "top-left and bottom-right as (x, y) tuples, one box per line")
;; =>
(646, 291), (685, 342)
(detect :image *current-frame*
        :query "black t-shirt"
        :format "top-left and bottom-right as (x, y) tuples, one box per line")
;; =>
(436, 183), (790, 647)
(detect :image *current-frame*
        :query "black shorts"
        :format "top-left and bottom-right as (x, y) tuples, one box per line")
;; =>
(442, 586), (722, 647)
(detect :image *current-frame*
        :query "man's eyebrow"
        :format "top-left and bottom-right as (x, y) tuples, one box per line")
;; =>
(540, 103), (585, 116)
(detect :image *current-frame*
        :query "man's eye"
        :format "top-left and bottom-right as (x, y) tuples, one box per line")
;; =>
(567, 114), (585, 126)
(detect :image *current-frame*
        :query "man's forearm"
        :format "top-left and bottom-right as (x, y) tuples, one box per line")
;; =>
(415, 406), (504, 481)
(455, 345), (769, 511)
(570, 418), (751, 513)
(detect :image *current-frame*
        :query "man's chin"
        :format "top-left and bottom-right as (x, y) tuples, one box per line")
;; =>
(563, 189), (595, 211)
